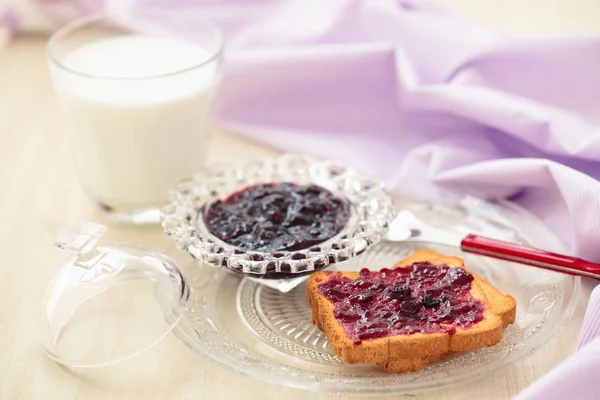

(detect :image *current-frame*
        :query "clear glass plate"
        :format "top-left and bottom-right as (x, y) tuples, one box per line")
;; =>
(171, 197), (580, 396)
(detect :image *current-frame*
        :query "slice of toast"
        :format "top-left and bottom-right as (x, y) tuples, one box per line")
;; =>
(307, 249), (516, 373)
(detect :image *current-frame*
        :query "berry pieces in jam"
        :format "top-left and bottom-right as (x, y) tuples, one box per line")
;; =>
(318, 262), (485, 344)
(204, 182), (350, 252)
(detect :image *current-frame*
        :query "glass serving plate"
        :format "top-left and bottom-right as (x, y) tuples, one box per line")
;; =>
(170, 196), (580, 396)
(161, 154), (396, 275)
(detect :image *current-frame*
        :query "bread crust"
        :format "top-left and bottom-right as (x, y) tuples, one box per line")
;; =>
(306, 249), (516, 373)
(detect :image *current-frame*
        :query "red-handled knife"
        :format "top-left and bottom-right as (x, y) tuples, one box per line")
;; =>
(460, 234), (600, 280)
(387, 210), (600, 280)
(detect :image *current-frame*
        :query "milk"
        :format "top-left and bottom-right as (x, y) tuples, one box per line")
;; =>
(50, 34), (220, 217)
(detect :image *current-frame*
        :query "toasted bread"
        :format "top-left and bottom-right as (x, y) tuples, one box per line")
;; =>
(307, 249), (516, 373)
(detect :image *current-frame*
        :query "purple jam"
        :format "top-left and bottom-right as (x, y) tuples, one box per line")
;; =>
(318, 262), (485, 344)
(203, 182), (350, 252)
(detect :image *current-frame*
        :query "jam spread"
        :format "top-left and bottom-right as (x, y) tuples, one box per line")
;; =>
(318, 262), (485, 344)
(204, 182), (350, 252)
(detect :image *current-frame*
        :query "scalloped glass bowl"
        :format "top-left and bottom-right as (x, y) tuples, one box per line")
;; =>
(161, 154), (396, 275)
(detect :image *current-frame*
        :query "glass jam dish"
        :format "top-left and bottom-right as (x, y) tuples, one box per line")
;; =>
(160, 154), (396, 275)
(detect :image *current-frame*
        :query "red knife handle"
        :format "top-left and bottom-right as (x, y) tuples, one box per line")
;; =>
(460, 234), (600, 280)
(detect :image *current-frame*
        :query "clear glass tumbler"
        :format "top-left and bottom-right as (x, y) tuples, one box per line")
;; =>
(47, 13), (223, 224)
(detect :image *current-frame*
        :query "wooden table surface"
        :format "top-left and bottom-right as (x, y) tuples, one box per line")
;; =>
(1, 2), (599, 399)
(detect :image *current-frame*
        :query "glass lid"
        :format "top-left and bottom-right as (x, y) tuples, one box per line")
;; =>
(41, 221), (189, 367)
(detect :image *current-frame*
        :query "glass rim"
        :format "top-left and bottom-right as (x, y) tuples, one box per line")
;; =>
(46, 12), (225, 81)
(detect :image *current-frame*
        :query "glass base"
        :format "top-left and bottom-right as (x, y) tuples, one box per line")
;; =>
(98, 202), (161, 225)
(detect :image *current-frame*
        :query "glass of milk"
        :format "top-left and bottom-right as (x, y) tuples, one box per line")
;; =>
(47, 13), (223, 224)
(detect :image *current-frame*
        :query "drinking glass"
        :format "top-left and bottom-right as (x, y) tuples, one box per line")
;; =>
(47, 13), (224, 224)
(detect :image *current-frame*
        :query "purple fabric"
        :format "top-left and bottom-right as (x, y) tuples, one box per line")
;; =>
(31, 0), (600, 398)
(0, 8), (21, 32)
